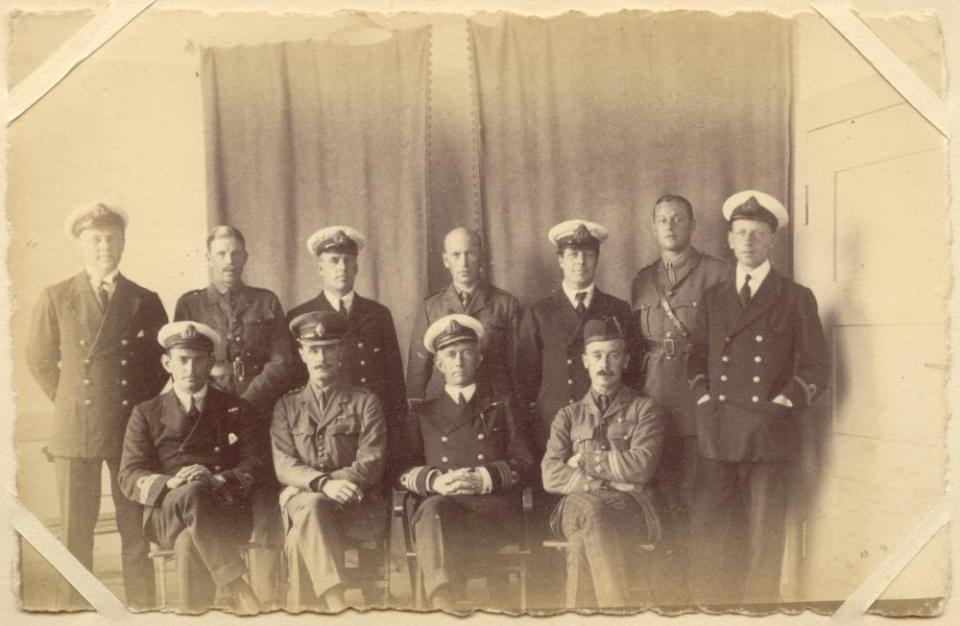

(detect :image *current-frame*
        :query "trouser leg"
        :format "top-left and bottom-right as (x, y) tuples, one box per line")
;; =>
(411, 496), (464, 600)
(173, 528), (216, 611)
(149, 481), (248, 611)
(284, 493), (345, 599)
(558, 491), (632, 608)
(54, 456), (101, 609)
(105, 457), (155, 609)
(689, 457), (742, 604)
(528, 486), (564, 610)
(743, 462), (788, 603)
(247, 480), (283, 605)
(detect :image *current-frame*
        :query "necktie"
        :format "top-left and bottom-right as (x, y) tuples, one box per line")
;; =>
(458, 290), (469, 308)
(665, 262), (677, 285)
(739, 274), (753, 308)
(575, 291), (587, 317)
(97, 282), (110, 312)
(320, 389), (329, 411)
(458, 393), (466, 408)
(186, 396), (199, 421)
(338, 298), (348, 318)
(597, 394), (608, 414)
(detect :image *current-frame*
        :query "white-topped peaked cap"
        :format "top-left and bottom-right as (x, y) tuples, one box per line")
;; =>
(722, 190), (788, 232)
(547, 219), (609, 250)
(64, 202), (128, 239)
(306, 225), (367, 256)
(157, 321), (222, 354)
(423, 314), (485, 354)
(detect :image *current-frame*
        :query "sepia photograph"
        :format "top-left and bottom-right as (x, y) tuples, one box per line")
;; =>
(2, 0), (955, 620)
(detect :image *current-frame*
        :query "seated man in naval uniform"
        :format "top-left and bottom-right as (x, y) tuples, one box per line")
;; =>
(118, 321), (267, 613)
(398, 314), (533, 610)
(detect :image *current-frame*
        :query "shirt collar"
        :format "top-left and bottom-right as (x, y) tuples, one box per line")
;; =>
(87, 267), (120, 287)
(589, 384), (622, 406)
(214, 281), (243, 296)
(445, 382), (477, 405)
(324, 289), (355, 311)
(737, 259), (772, 292)
(173, 384), (208, 413)
(661, 247), (693, 269)
(561, 282), (595, 309)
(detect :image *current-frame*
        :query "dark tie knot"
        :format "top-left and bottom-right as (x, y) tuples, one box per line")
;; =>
(457, 392), (467, 408)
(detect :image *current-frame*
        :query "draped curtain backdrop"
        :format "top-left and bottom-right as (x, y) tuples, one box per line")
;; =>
(201, 27), (431, 356)
(470, 12), (792, 302)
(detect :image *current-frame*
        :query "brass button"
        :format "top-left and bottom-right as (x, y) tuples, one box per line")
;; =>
(214, 446), (221, 453)
(751, 396), (759, 403)
(566, 359), (573, 365)
(595, 465), (603, 472)
(120, 359), (127, 366)
(440, 435), (448, 443)
(360, 360), (366, 366)
(754, 356), (762, 363)
(720, 375), (728, 382)
(718, 394), (726, 402)
(666, 331), (673, 338)
(238, 376), (245, 382)
(477, 433), (485, 440)
(121, 380), (128, 386)
(357, 342), (364, 349)
(441, 456), (449, 463)
(122, 400), (129, 407)
(79, 339), (87, 347)
(477, 454), (485, 461)
(234, 336), (241, 342)
(567, 379), (573, 385)
(121, 339), (128, 346)
(83, 379), (91, 386)
(725, 336), (732, 343)
(583, 485), (590, 492)
(722, 355), (730, 363)
(360, 377), (367, 384)
(568, 399), (575, 404)
(753, 376), (761, 383)
(83, 358), (91, 365)
(226, 335), (233, 341)
(84, 399), (92, 406)
(756, 335), (764, 342)
(214, 465), (222, 472)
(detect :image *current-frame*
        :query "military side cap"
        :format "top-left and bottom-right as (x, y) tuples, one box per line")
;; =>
(548, 219), (609, 251)
(289, 310), (346, 345)
(583, 316), (625, 346)
(157, 321), (221, 353)
(306, 226), (366, 256)
(64, 202), (128, 239)
(722, 190), (788, 232)
(423, 314), (485, 354)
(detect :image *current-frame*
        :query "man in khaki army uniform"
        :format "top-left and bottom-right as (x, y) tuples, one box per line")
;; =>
(542, 317), (664, 609)
(174, 225), (293, 607)
(630, 195), (727, 600)
(119, 321), (267, 613)
(271, 311), (388, 612)
(286, 226), (406, 483)
(399, 314), (532, 610)
(406, 227), (521, 402)
(688, 191), (828, 603)
(27, 203), (168, 609)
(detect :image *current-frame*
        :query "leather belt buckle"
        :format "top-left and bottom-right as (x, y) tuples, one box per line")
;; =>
(663, 338), (676, 356)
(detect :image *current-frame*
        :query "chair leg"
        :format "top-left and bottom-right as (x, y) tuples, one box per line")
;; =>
(414, 563), (424, 610)
(152, 556), (169, 608)
(519, 559), (528, 612)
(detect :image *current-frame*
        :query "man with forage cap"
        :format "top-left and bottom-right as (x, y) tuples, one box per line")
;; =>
(406, 226), (521, 402)
(118, 321), (267, 613)
(271, 311), (388, 612)
(286, 226), (406, 485)
(687, 190), (828, 604)
(399, 314), (532, 610)
(630, 194), (728, 601)
(174, 225), (294, 607)
(27, 202), (167, 609)
(541, 316), (665, 608)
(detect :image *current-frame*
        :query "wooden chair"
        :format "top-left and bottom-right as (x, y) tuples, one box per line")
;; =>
(148, 541), (270, 609)
(395, 486), (533, 611)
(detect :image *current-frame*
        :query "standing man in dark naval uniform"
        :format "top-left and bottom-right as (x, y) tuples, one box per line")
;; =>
(271, 311), (388, 612)
(286, 226), (406, 481)
(516, 219), (636, 456)
(630, 195), (728, 601)
(27, 202), (167, 609)
(406, 226), (521, 402)
(541, 317), (664, 609)
(119, 321), (266, 613)
(399, 314), (532, 610)
(687, 191), (828, 604)
(173, 225), (293, 607)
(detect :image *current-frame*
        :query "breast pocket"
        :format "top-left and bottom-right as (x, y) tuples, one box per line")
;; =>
(605, 420), (636, 452)
(570, 424), (596, 452)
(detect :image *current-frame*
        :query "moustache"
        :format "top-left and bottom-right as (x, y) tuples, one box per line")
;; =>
(597, 369), (613, 377)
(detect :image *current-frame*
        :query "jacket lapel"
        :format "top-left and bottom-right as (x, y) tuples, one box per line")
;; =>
(159, 390), (190, 435)
(204, 285), (231, 331)
(465, 283), (490, 316)
(604, 385), (632, 419)
(728, 270), (783, 337)
(552, 290), (582, 347)
(68, 273), (105, 352)
(670, 249), (702, 291)
(92, 275), (140, 354)
(348, 294), (372, 331)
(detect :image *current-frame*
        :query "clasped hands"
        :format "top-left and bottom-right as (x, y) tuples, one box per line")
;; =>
(433, 467), (485, 496)
(166, 464), (226, 490)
